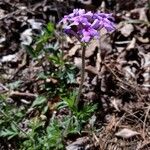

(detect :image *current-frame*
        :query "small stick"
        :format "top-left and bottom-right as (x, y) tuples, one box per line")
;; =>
(10, 91), (37, 100)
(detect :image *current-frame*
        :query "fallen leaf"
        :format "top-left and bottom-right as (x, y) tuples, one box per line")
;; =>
(0, 8), (5, 19)
(99, 33), (112, 57)
(137, 37), (149, 43)
(126, 37), (136, 50)
(85, 39), (99, 58)
(27, 19), (42, 30)
(79, 0), (92, 5)
(1, 54), (17, 63)
(20, 29), (33, 45)
(111, 98), (120, 111)
(131, 8), (148, 22)
(69, 44), (81, 57)
(74, 57), (82, 69)
(89, 115), (96, 127)
(84, 91), (97, 100)
(115, 128), (140, 139)
(66, 137), (89, 150)
(0, 37), (6, 43)
(120, 23), (134, 37)
(85, 65), (98, 75)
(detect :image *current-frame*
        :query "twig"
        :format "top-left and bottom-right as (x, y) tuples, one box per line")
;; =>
(76, 45), (86, 108)
(103, 62), (138, 90)
(0, 5), (34, 20)
(142, 105), (150, 140)
(115, 41), (131, 44)
(0, 9), (25, 20)
(10, 91), (37, 100)
(103, 62), (146, 102)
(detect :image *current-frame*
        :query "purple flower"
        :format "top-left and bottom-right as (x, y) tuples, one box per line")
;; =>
(60, 9), (115, 43)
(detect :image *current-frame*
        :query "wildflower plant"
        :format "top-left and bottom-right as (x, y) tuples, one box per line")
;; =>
(60, 9), (115, 107)
(60, 9), (115, 43)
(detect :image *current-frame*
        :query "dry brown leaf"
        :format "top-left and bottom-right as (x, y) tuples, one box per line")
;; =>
(79, 0), (92, 5)
(85, 39), (99, 58)
(85, 65), (98, 75)
(84, 91), (97, 100)
(74, 57), (82, 69)
(1, 54), (18, 63)
(137, 37), (149, 43)
(126, 37), (136, 50)
(115, 128), (140, 139)
(66, 137), (89, 150)
(99, 33), (112, 57)
(111, 98), (120, 111)
(0, 9), (5, 17)
(120, 23), (134, 37)
(131, 8), (148, 22)
(69, 44), (81, 57)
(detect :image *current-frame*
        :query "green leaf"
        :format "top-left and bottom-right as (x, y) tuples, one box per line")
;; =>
(11, 123), (18, 132)
(25, 45), (37, 58)
(32, 96), (47, 107)
(60, 92), (77, 112)
(66, 72), (75, 84)
(57, 101), (68, 110)
(46, 22), (54, 34)
(0, 128), (18, 139)
(77, 103), (97, 123)
(42, 105), (49, 114)
(7, 80), (22, 90)
(35, 42), (44, 55)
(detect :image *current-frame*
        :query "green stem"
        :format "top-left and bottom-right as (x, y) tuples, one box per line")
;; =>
(76, 45), (86, 108)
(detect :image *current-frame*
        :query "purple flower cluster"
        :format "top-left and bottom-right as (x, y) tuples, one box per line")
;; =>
(60, 9), (115, 43)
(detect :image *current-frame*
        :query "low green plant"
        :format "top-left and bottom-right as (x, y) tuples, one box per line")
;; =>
(0, 94), (32, 148)
(40, 118), (65, 150)
(58, 92), (97, 133)
(25, 22), (77, 98)
(31, 96), (48, 114)
(7, 80), (22, 90)
(0, 21), (98, 150)
(25, 22), (54, 57)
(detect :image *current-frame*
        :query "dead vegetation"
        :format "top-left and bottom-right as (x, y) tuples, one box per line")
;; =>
(0, 0), (150, 150)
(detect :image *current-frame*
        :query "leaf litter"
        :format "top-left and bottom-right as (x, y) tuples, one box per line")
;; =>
(0, 0), (150, 150)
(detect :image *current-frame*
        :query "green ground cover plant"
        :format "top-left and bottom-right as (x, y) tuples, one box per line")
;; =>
(0, 21), (97, 150)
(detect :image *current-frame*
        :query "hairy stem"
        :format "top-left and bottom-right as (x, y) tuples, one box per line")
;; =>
(76, 45), (86, 108)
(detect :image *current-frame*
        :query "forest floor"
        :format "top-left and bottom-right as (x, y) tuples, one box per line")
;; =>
(0, 0), (150, 150)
